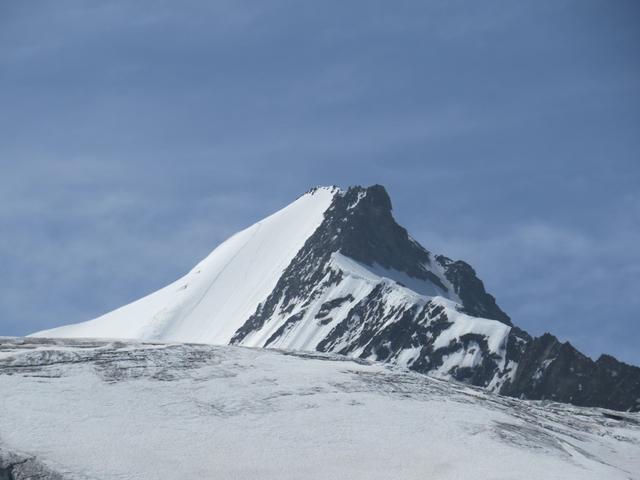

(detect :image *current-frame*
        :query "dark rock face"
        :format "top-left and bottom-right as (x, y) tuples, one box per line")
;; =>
(0, 451), (64, 480)
(436, 256), (511, 325)
(501, 333), (640, 412)
(335, 185), (433, 280)
(233, 184), (640, 412)
(324, 185), (435, 281)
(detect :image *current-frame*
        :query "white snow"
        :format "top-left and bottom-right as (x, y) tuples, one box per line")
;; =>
(1, 338), (638, 480)
(533, 358), (557, 381)
(395, 346), (423, 367)
(31, 187), (338, 344)
(430, 297), (511, 354)
(331, 252), (452, 299)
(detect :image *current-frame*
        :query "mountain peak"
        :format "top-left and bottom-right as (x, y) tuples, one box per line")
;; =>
(32, 184), (640, 412)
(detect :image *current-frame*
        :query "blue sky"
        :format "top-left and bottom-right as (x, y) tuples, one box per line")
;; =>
(1, 1), (639, 364)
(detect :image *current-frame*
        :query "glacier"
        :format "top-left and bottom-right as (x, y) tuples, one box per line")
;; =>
(1, 337), (639, 480)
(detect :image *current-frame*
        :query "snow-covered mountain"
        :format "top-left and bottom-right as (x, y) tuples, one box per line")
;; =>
(2, 338), (639, 480)
(32, 185), (640, 412)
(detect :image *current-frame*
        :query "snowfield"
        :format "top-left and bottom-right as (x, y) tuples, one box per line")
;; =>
(1, 337), (639, 480)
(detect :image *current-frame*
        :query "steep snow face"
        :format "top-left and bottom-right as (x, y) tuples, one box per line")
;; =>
(233, 250), (514, 391)
(2, 338), (639, 480)
(33, 186), (339, 344)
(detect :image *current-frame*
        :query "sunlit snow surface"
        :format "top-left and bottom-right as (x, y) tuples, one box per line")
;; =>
(1, 338), (639, 480)
(32, 187), (338, 344)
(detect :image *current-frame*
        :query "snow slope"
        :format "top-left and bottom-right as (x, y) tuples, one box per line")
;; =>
(1, 337), (639, 480)
(33, 186), (339, 344)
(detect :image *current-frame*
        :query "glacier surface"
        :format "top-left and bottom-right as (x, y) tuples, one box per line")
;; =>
(1, 337), (639, 480)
